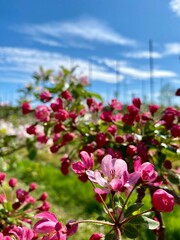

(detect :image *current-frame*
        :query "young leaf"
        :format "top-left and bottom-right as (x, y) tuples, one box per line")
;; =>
(123, 224), (138, 239)
(124, 203), (143, 218)
(141, 216), (160, 230)
(104, 234), (116, 240)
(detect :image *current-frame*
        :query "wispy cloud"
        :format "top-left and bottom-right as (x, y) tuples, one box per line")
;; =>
(164, 42), (180, 55)
(123, 51), (163, 59)
(13, 17), (137, 48)
(0, 47), (123, 84)
(91, 57), (177, 79)
(170, 0), (180, 16)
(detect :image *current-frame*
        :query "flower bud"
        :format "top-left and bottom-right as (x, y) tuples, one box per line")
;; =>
(152, 189), (174, 212)
(90, 233), (103, 240)
(8, 178), (18, 188)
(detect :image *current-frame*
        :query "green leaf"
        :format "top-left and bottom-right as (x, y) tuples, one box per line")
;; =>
(142, 216), (160, 230)
(124, 203), (143, 218)
(123, 224), (138, 239)
(104, 234), (116, 240)
(87, 91), (103, 101)
(168, 174), (180, 185)
(3, 202), (13, 212)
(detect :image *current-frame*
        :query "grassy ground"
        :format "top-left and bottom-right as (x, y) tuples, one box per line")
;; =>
(1, 149), (180, 240)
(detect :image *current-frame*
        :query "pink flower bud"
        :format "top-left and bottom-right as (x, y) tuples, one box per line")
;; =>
(22, 102), (32, 114)
(152, 189), (174, 212)
(50, 144), (60, 153)
(0, 194), (6, 203)
(66, 220), (78, 237)
(96, 133), (107, 148)
(170, 125), (180, 137)
(0, 172), (6, 184)
(126, 145), (137, 156)
(26, 125), (37, 135)
(90, 233), (103, 240)
(132, 97), (141, 109)
(40, 90), (52, 102)
(38, 192), (48, 201)
(115, 135), (124, 144)
(8, 178), (18, 188)
(122, 114), (134, 125)
(163, 160), (172, 170)
(62, 133), (75, 144)
(37, 134), (48, 144)
(50, 98), (63, 112)
(54, 123), (66, 133)
(128, 104), (139, 116)
(149, 104), (159, 115)
(29, 182), (38, 192)
(175, 88), (180, 96)
(35, 105), (50, 122)
(54, 109), (69, 121)
(107, 125), (117, 135)
(61, 90), (73, 101)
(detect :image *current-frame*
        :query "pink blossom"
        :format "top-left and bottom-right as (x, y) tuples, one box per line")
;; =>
(175, 88), (180, 96)
(37, 134), (48, 144)
(109, 99), (122, 110)
(127, 104), (139, 116)
(40, 90), (52, 102)
(126, 145), (137, 156)
(96, 133), (107, 148)
(0, 233), (11, 240)
(0, 172), (6, 184)
(170, 124), (180, 137)
(80, 75), (89, 86)
(35, 105), (50, 122)
(26, 125), (37, 135)
(54, 109), (69, 121)
(149, 104), (159, 115)
(90, 233), (103, 240)
(132, 98), (141, 109)
(9, 226), (34, 240)
(51, 98), (63, 112)
(22, 102), (32, 114)
(61, 90), (73, 101)
(107, 124), (117, 135)
(87, 155), (129, 193)
(152, 189), (174, 212)
(8, 178), (18, 188)
(100, 111), (113, 122)
(72, 151), (94, 180)
(34, 212), (66, 240)
(134, 157), (158, 183)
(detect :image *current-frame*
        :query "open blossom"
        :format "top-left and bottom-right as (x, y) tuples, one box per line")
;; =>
(33, 212), (78, 239)
(72, 151), (94, 181)
(133, 157), (158, 183)
(9, 226), (34, 240)
(34, 212), (67, 239)
(86, 155), (129, 194)
(35, 105), (50, 122)
(152, 189), (174, 212)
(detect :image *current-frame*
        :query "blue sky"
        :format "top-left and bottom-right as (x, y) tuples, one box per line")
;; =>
(0, 0), (180, 105)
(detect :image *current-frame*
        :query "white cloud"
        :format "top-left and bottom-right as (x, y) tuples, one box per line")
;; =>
(170, 0), (180, 16)
(0, 47), (123, 84)
(14, 17), (136, 47)
(92, 57), (177, 79)
(32, 37), (63, 47)
(164, 43), (180, 55)
(123, 51), (163, 59)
